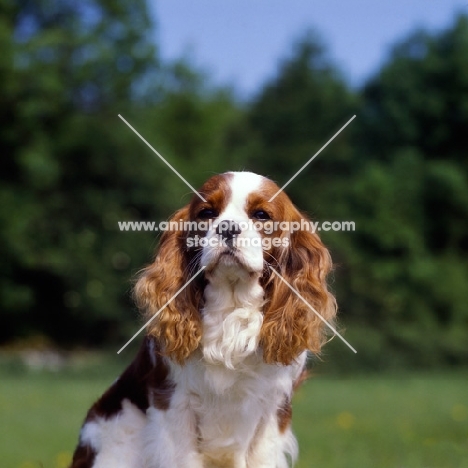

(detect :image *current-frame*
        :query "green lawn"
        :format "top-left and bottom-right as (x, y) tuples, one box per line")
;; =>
(1, 365), (467, 468)
(0, 373), (107, 468)
(293, 374), (468, 468)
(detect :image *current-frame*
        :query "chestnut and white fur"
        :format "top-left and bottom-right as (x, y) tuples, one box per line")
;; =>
(71, 171), (337, 468)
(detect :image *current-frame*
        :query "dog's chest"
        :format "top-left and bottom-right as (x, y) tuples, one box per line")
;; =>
(171, 356), (291, 457)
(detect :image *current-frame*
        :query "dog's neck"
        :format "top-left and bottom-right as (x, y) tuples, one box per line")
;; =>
(204, 265), (263, 309)
(201, 266), (264, 371)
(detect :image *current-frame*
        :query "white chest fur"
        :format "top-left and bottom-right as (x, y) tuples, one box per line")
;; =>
(143, 268), (306, 467)
(167, 351), (303, 468)
(163, 272), (304, 467)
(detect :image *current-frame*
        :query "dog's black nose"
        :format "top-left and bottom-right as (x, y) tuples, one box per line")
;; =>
(216, 220), (242, 241)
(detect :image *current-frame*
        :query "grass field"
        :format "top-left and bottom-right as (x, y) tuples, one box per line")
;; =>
(293, 374), (468, 468)
(1, 356), (467, 468)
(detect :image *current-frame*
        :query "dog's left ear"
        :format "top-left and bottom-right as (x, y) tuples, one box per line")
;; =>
(134, 206), (203, 363)
(260, 209), (337, 365)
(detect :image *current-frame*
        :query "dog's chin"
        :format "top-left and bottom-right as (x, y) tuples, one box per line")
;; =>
(204, 248), (263, 281)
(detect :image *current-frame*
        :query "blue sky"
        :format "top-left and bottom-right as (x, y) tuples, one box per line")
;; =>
(154, 0), (466, 97)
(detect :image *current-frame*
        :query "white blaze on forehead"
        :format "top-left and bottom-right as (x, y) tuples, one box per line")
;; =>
(201, 171), (265, 273)
(224, 172), (264, 216)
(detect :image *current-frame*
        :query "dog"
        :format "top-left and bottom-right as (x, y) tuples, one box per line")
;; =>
(70, 171), (336, 468)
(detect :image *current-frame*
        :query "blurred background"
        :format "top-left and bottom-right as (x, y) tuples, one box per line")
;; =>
(1, 0), (467, 467)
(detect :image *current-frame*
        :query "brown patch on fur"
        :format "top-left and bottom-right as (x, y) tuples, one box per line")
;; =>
(70, 338), (175, 466)
(69, 443), (96, 468)
(90, 338), (157, 418)
(277, 396), (293, 434)
(148, 345), (176, 410)
(276, 370), (309, 435)
(189, 172), (233, 221)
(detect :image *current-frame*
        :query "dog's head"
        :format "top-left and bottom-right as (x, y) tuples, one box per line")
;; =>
(134, 171), (336, 365)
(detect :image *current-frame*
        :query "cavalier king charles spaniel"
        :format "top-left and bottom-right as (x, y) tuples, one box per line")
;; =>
(71, 171), (337, 468)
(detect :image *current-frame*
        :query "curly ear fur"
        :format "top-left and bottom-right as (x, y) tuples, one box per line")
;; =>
(133, 207), (203, 363)
(260, 209), (337, 365)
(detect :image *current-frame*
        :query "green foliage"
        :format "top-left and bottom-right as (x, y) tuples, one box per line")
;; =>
(0, 0), (159, 345)
(337, 15), (468, 369)
(235, 17), (468, 371)
(0, 0), (239, 346)
(246, 31), (358, 202)
(1, 0), (467, 371)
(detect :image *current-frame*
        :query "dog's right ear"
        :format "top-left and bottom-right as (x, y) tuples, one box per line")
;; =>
(134, 206), (203, 363)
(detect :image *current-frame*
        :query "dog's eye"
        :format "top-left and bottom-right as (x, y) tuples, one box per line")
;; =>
(198, 208), (218, 219)
(252, 210), (271, 220)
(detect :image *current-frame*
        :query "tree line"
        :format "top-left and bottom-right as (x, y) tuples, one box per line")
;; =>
(1, 0), (467, 371)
